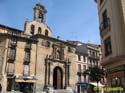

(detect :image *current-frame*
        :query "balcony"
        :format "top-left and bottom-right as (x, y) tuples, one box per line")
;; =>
(88, 54), (99, 59)
(10, 42), (17, 47)
(25, 44), (31, 50)
(99, 18), (110, 38)
(7, 71), (14, 76)
(24, 58), (30, 64)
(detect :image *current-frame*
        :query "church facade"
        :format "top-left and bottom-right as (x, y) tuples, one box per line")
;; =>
(0, 4), (77, 93)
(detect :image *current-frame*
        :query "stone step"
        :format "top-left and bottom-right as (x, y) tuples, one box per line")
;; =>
(54, 89), (73, 93)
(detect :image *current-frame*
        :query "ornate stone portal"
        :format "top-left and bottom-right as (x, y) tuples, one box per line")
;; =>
(44, 42), (71, 90)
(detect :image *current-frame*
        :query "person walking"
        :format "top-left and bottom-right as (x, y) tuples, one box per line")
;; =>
(0, 84), (2, 93)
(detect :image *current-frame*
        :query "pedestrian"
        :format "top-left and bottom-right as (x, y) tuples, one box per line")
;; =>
(0, 84), (2, 93)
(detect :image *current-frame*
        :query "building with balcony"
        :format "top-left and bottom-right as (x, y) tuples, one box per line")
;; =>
(0, 3), (77, 93)
(76, 42), (88, 93)
(87, 43), (99, 67)
(0, 24), (37, 93)
(68, 41), (100, 93)
(95, 0), (125, 91)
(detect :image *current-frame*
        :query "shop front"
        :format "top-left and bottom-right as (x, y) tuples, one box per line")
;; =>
(7, 76), (36, 93)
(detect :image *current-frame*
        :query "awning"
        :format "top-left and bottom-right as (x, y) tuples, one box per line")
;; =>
(89, 82), (104, 88)
(15, 79), (37, 83)
(15, 75), (37, 83)
(76, 82), (89, 87)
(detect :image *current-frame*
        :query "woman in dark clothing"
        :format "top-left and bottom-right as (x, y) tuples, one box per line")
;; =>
(0, 84), (2, 93)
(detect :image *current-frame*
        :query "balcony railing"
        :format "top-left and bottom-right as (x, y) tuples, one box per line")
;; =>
(10, 42), (17, 47)
(89, 54), (99, 59)
(7, 71), (14, 76)
(99, 18), (110, 34)
(25, 44), (31, 49)
(24, 58), (30, 63)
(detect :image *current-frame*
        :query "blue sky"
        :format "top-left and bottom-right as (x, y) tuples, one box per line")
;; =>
(0, 0), (100, 44)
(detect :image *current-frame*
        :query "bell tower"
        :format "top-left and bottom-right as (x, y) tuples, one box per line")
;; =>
(34, 3), (47, 23)
(24, 3), (52, 37)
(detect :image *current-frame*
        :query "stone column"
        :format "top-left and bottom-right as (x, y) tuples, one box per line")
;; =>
(64, 63), (67, 88)
(44, 59), (48, 89)
(48, 62), (51, 85)
(67, 64), (70, 86)
(34, 8), (39, 21)
(42, 13), (46, 23)
(49, 62), (53, 87)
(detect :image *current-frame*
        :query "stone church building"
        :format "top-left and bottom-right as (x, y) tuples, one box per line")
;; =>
(0, 3), (77, 93)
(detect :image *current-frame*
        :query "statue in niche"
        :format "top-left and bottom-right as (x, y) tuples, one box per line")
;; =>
(56, 49), (60, 59)
(52, 45), (56, 59)
(60, 48), (64, 60)
(52, 43), (64, 60)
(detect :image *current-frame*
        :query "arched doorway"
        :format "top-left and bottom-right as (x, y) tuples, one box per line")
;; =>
(53, 67), (63, 89)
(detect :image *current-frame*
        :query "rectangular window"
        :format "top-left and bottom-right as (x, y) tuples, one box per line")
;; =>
(93, 60), (95, 66)
(7, 63), (14, 75)
(78, 55), (81, 61)
(83, 65), (86, 71)
(96, 52), (98, 57)
(92, 51), (95, 57)
(104, 36), (112, 56)
(11, 37), (17, 46)
(90, 60), (92, 67)
(10, 32), (17, 46)
(83, 56), (86, 62)
(24, 64), (29, 76)
(102, 10), (108, 29)
(24, 51), (30, 62)
(100, 9), (110, 32)
(78, 64), (81, 72)
(9, 48), (16, 60)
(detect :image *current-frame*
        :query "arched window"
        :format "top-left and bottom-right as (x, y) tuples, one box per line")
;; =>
(38, 27), (42, 34)
(45, 29), (48, 36)
(31, 25), (35, 35)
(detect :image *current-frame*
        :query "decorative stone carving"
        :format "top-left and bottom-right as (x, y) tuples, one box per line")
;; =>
(42, 40), (51, 47)
(52, 43), (65, 60)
